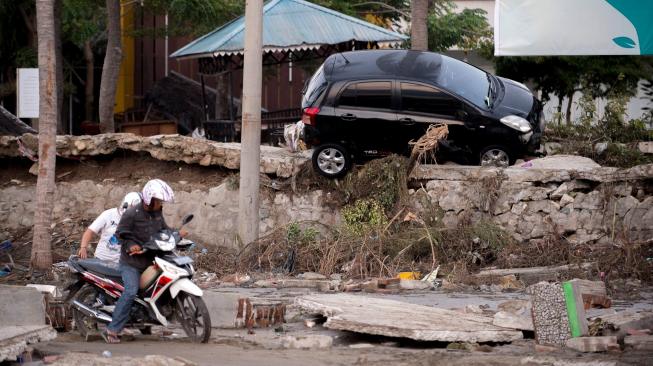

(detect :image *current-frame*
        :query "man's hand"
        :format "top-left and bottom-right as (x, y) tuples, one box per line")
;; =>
(128, 244), (145, 256)
(179, 229), (189, 238)
(77, 247), (88, 259)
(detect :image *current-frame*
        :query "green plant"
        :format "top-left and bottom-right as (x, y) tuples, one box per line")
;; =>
(342, 199), (388, 236)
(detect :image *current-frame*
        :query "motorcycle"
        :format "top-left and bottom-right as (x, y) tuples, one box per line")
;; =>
(65, 214), (211, 343)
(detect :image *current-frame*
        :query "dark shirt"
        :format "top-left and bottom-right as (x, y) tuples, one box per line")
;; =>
(116, 205), (170, 272)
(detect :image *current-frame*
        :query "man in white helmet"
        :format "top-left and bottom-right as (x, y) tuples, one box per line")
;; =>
(103, 179), (178, 343)
(78, 192), (142, 263)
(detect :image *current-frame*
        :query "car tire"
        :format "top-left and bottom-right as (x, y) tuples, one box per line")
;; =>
(479, 145), (514, 168)
(312, 143), (352, 178)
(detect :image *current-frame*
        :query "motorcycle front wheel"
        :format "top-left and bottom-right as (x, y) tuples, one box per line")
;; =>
(175, 293), (211, 343)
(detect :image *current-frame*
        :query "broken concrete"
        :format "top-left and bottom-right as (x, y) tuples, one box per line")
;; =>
(296, 293), (523, 343)
(279, 335), (333, 349)
(0, 325), (57, 362)
(0, 285), (45, 326)
(565, 336), (619, 353)
(0, 133), (309, 178)
(493, 311), (534, 331)
(529, 282), (572, 346)
(624, 335), (653, 351)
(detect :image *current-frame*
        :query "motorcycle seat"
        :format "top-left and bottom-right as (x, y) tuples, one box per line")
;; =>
(77, 258), (122, 279)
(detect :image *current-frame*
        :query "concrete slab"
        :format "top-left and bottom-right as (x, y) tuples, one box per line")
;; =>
(0, 285), (45, 326)
(296, 293), (523, 343)
(0, 325), (57, 362)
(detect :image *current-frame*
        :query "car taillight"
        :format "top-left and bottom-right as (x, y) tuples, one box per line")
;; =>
(302, 107), (320, 126)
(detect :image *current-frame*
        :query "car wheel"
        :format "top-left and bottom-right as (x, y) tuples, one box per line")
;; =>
(479, 145), (513, 168)
(312, 143), (352, 178)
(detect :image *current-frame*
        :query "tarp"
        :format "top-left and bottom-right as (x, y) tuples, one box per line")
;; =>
(494, 0), (653, 56)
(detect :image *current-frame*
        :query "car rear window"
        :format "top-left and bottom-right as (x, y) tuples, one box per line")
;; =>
(338, 81), (392, 110)
(302, 65), (327, 107)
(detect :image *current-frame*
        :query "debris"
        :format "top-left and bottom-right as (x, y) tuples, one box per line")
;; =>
(348, 343), (375, 349)
(280, 335), (333, 349)
(493, 310), (534, 331)
(568, 279), (611, 310)
(562, 280), (589, 337)
(529, 282), (572, 346)
(476, 263), (594, 277)
(397, 271), (421, 280)
(296, 293), (522, 343)
(498, 300), (531, 314)
(464, 304), (490, 315)
(499, 274), (524, 291)
(220, 273), (251, 285)
(624, 335), (653, 350)
(398, 279), (432, 291)
(235, 298), (286, 331)
(534, 344), (560, 353)
(298, 272), (327, 280)
(565, 336), (619, 353)
(56, 171), (72, 179)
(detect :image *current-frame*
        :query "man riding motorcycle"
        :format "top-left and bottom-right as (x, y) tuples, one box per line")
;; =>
(103, 179), (179, 343)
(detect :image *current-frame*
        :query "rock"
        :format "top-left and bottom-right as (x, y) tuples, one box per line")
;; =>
(565, 336), (619, 353)
(348, 343), (375, 349)
(624, 335), (653, 350)
(498, 300), (531, 314)
(29, 163), (38, 176)
(498, 275), (524, 290)
(298, 272), (327, 280)
(524, 155), (601, 170)
(544, 142), (562, 155)
(560, 194), (575, 206)
(594, 142), (609, 155)
(535, 344), (560, 353)
(638, 141), (653, 154)
(280, 335), (333, 349)
(574, 191), (603, 210)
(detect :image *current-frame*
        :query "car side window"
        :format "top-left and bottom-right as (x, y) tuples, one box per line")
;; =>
(338, 81), (392, 110)
(400, 82), (461, 117)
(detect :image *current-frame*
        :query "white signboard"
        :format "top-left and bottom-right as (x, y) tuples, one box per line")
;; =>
(495, 0), (653, 56)
(17, 68), (39, 118)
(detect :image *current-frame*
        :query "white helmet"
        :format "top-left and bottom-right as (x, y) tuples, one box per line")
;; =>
(119, 192), (142, 214)
(142, 179), (174, 205)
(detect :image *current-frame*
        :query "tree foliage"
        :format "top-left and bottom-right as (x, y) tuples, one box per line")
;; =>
(427, 4), (491, 53)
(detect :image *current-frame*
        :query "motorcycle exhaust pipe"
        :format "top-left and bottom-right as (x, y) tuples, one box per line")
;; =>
(72, 300), (113, 323)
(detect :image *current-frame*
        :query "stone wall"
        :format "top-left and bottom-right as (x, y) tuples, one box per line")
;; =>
(411, 157), (653, 245)
(1, 155), (651, 248)
(0, 181), (337, 248)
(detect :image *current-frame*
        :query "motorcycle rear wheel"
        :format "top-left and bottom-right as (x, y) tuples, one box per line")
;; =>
(175, 293), (211, 343)
(72, 286), (102, 340)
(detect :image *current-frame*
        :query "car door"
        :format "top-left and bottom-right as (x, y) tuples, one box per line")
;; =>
(396, 81), (467, 148)
(333, 80), (396, 157)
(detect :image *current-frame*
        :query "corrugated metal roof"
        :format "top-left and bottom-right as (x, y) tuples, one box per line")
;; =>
(170, 0), (408, 60)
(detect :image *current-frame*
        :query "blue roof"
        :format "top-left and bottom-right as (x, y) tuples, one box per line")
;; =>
(170, 0), (408, 59)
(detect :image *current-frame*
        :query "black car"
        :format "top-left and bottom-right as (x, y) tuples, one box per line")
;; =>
(300, 50), (543, 178)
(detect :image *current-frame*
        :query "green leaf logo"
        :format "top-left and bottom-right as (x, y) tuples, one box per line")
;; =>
(613, 36), (636, 48)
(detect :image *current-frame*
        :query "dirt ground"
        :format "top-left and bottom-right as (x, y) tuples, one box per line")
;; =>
(0, 152), (231, 191)
(34, 329), (652, 366)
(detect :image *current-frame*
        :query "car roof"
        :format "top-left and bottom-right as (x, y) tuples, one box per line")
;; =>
(323, 49), (446, 82)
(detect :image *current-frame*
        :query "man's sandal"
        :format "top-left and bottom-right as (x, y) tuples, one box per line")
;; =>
(101, 330), (120, 344)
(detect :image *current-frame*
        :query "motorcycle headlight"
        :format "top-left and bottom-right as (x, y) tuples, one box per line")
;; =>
(500, 115), (532, 133)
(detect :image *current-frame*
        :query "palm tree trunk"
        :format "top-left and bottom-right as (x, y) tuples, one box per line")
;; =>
(55, 0), (65, 134)
(84, 40), (95, 121)
(411, 0), (428, 51)
(98, 0), (122, 133)
(32, 0), (60, 270)
(565, 92), (574, 125)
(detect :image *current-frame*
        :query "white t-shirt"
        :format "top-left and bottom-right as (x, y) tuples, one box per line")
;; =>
(88, 208), (122, 263)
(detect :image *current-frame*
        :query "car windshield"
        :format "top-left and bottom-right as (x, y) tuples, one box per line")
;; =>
(302, 65), (327, 108)
(435, 56), (491, 109)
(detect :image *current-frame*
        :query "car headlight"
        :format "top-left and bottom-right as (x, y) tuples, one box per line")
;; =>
(500, 115), (532, 133)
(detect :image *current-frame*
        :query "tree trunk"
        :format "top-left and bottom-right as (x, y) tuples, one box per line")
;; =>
(215, 72), (229, 120)
(565, 92), (574, 125)
(98, 0), (122, 133)
(55, 0), (65, 134)
(32, 0), (60, 270)
(556, 94), (563, 125)
(411, 0), (428, 51)
(84, 40), (95, 121)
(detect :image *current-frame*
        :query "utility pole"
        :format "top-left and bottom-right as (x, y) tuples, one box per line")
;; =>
(238, 0), (264, 245)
